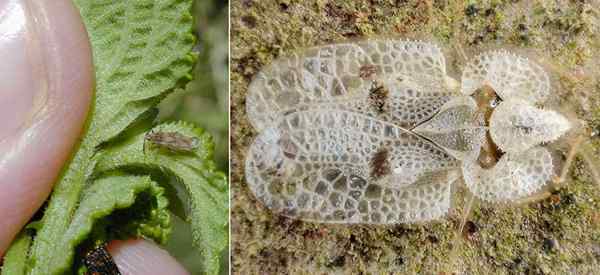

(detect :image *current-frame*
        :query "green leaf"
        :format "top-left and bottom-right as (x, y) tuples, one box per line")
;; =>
(2, 0), (227, 274)
(95, 121), (228, 275)
(0, 233), (31, 275)
(44, 175), (170, 274)
(75, 0), (196, 142)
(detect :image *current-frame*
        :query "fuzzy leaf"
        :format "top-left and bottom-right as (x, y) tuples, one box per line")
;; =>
(0, 0), (225, 274)
(74, 0), (196, 142)
(95, 121), (229, 275)
(0, 233), (31, 275)
(45, 175), (170, 274)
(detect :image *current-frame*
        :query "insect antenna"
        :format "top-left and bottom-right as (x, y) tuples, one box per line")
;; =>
(550, 118), (596, 189)
(553, 135), (585, 187)
(515, 126), (591, 205)
(536, 60), (596, 185)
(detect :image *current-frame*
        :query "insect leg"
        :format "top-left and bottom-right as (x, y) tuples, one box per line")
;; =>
(512, 191), (552, 205)
(448, 192), (477, 272)
(457, 193), (476, 237)
(553, 135), (585, 187)
(579, 139), (600, 186)
(514, 134), (588, 205)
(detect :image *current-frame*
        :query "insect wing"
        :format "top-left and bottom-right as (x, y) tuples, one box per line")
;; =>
(413, 96), (487, 160)
(461, 50), (550, 104)
(462, 146), (554, 202)
(245, 110), (460, 224)
(246, 39), (453, 131)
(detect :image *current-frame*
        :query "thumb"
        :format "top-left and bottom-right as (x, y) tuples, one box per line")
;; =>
(107, 239), (190, 275)
(0, 0), (93, 255)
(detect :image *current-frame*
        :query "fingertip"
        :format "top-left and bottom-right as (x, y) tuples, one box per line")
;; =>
(0, 0), (93, 254)
(107, 239), (189, 275)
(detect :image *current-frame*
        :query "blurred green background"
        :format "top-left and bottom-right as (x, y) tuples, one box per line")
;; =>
(159, 0), (228, 273)
(158, 0), (228, 172)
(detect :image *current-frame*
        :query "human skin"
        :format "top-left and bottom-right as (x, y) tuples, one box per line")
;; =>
(0, 1), (187, 274)
(0, 0), (94, 254)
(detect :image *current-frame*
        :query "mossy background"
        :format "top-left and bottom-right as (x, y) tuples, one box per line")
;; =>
(230, 0), (600, 274)
(159, 0), (228, 273)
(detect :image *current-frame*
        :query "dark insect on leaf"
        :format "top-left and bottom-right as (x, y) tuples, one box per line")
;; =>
(359, 64), (378, 79)
(370, 146), (391, 180)
(368, 81), (389, 114)
(83, 244), (121, 275)
(144, 131), (199, 153)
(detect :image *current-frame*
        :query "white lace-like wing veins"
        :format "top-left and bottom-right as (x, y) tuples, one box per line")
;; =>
(245, 110), (460, 224)
(245, 41), (574, 223)
(246, 39), (455, 131)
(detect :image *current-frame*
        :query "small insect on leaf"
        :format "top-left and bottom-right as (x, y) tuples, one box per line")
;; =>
(144, 131), (199, 153)
(83, 244), (121, 275)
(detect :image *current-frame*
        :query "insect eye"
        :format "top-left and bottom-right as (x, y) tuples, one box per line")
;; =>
(490, 99), (499, 108)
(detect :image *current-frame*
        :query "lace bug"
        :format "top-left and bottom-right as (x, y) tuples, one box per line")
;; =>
(245, 38), (575, 224)
(144, 131), (199, 153)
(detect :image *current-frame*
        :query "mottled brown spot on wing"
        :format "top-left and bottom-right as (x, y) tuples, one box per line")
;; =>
(370, 147), (391, 180)
(368, 81), (389, 114)
(359, 64), (378, 79)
